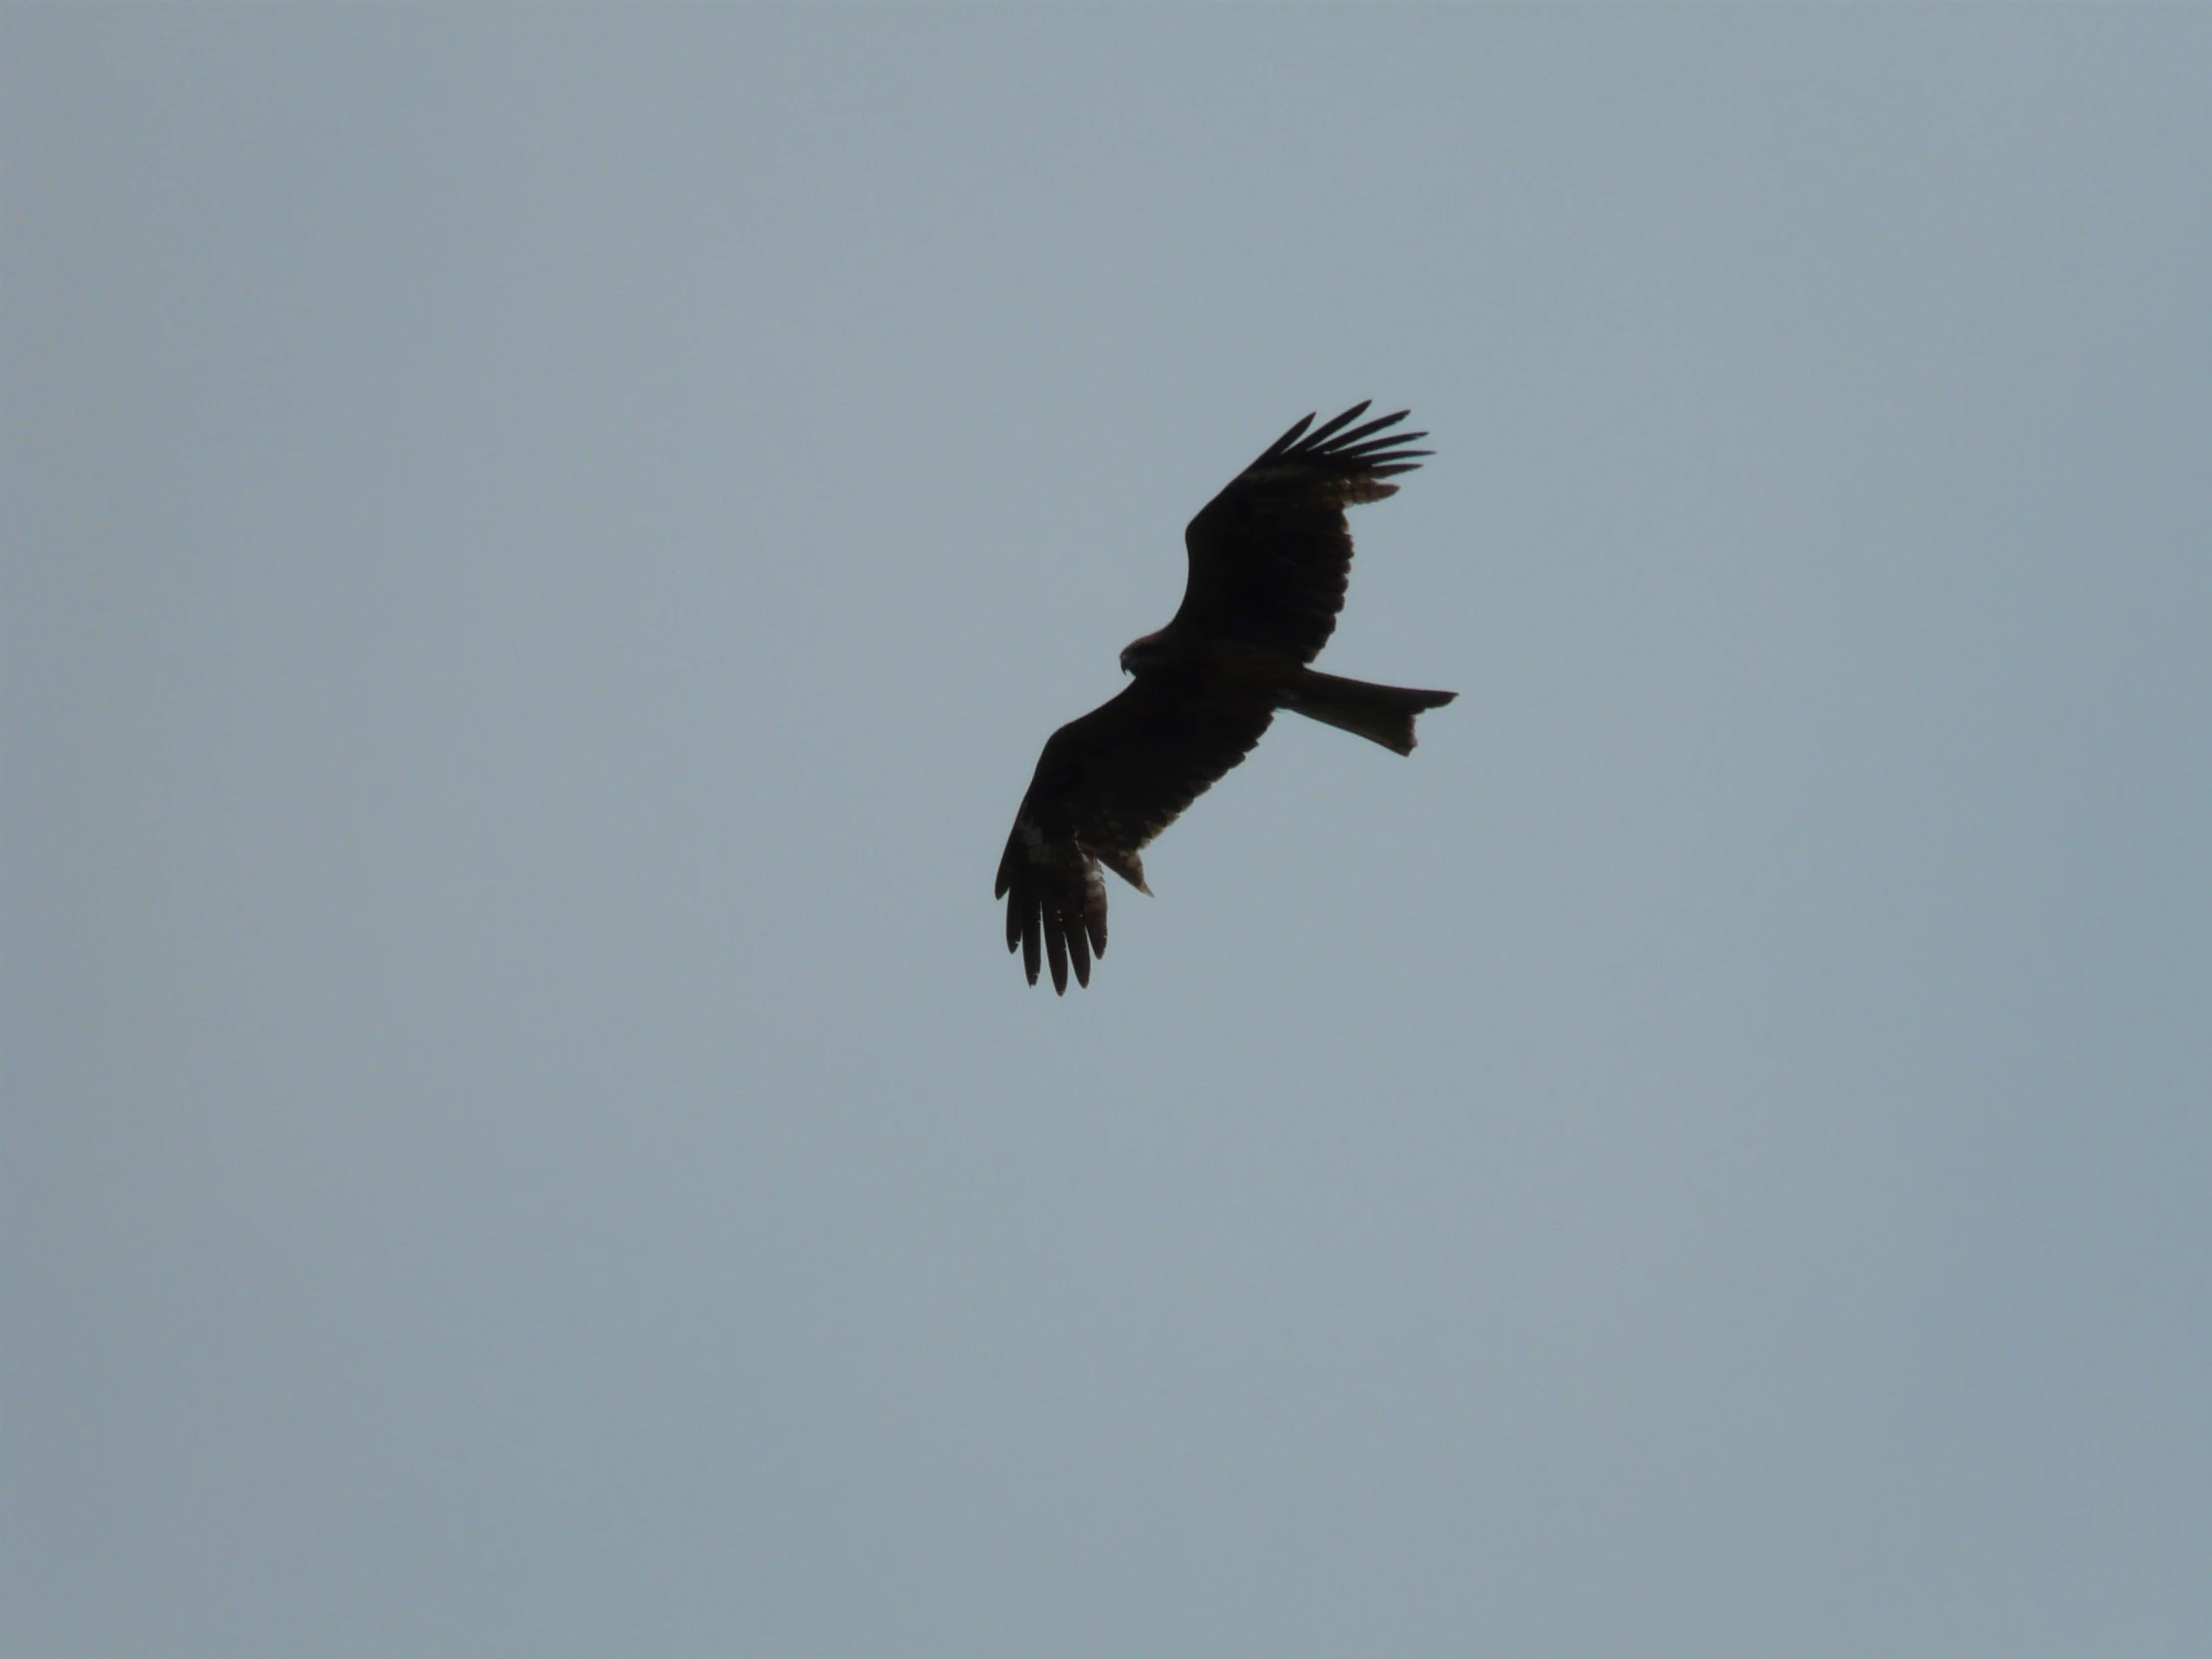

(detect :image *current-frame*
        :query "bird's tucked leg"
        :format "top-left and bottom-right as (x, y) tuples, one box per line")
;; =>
(1088, 842), (1151, 895)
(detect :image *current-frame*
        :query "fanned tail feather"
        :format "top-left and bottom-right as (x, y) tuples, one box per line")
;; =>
(1281, 669), (1456, 757)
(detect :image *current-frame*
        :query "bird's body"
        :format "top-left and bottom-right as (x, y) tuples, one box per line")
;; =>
(996, 403), (1455, 992)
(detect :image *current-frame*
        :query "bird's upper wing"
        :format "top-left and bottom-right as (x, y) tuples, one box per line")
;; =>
(1173, 401), (1430, 664)
(995, 670), (1277, 992)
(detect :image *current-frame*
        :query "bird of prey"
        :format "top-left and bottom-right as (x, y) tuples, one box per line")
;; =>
(995, 402), (1456, 992)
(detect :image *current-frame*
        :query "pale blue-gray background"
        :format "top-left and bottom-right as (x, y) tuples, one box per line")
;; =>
(7, 8), (2209, 1656)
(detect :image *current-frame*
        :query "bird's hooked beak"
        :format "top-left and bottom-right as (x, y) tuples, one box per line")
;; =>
(1119, 630), (1166, 676)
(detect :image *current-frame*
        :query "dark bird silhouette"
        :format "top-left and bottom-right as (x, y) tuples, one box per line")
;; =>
(995, 403), (1456, 992)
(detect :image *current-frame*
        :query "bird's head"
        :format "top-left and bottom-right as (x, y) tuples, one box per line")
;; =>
(1119, 630), (1169, 677)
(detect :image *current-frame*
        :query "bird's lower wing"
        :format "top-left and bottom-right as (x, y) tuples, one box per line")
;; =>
(996, 676), (1276, 992)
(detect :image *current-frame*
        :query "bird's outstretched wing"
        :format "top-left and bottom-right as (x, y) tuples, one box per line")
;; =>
(1173, 401), (1430, 663)
(995, 670), (1277, 993)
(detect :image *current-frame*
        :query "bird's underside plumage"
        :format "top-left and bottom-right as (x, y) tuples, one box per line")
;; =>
(997, 401), (1457, 992)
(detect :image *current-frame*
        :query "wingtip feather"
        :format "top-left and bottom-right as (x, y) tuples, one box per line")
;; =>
(1301, 400), (1375, 448)
(1328, 408), (1410, 449)
(1261, 411), (1318, 462)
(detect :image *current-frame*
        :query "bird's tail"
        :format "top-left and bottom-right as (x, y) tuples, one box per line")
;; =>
(1281, 669), (1456, 756)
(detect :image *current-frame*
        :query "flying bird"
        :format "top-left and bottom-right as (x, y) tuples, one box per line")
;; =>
(995, 402), (1456, 992)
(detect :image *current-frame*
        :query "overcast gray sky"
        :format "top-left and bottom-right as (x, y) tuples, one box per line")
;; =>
(7, 8), (2210, 1656)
